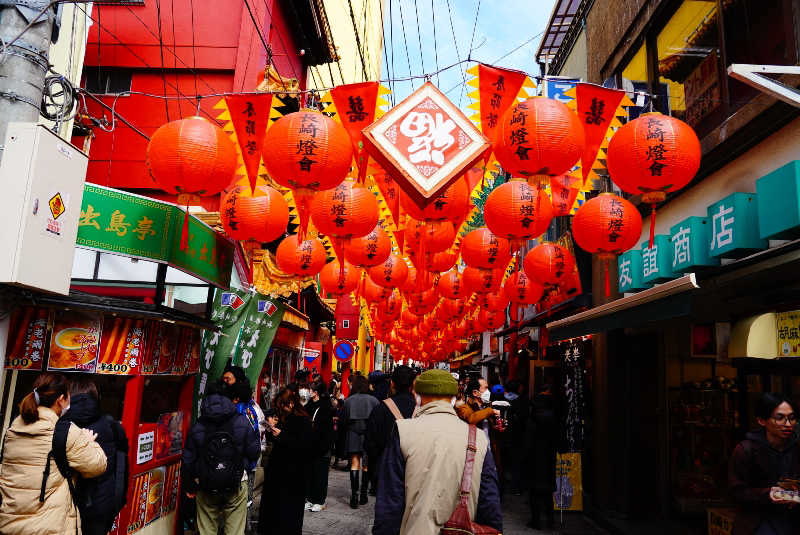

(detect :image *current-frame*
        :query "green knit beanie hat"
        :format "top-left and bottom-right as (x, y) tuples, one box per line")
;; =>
(414, 369), (458, 396)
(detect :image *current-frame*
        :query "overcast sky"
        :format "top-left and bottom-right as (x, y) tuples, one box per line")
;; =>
(380, 0), (558, 113)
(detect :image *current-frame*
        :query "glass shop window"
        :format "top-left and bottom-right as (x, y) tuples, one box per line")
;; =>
(656, 0), (725, 138)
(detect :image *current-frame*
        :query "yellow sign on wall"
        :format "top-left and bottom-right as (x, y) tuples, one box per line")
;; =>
(777, 311), (800, 357)
(554, 452), (583, 511)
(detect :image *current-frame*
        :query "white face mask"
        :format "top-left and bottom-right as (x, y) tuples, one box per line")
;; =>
(415, 393), (422, 406)
(480, 390), (491, 404)
(298, 388), (311, 405)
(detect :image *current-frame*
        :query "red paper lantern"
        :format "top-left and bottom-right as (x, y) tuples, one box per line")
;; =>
(572, 194), (642, 257)
(320, 260), (360, 295)
(376, 291), (402, 320)
(400, 177), (470, 222)
(484, 181), (553, 242)
(146, 116), (238, 196)
(523, 243), (576, 287)
(438, 270), (469, 300)
(504, 271), (543, 305)
(368, 254), (409, 288)
(311, 180), (379, 240)
(480, 291), (510, 312)
(344, 224), (392, 267)
(405, 219), (456, 255)
(426, 249), (459, 273)
(550, 174), (581, 216)
(493, 98), (585, 180)
(442, 298), (467, 319)
(463, 267), (503, 294)
(363, 276), (393, 303)
(479, 309), (505, 331)
(406, 289), (439, 316)
(220, 183), (289, 242)
(275, 234), (326, 276)
(461, 227), (512, 270)
(401, 309), (420, 328)
(401, 266), (433, 293)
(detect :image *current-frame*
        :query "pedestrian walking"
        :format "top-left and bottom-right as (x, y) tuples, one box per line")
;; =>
(343, 375), (379, 508)
(729, 392), (800, 535)
(59, 377), (129, 535)
(368, 371), (390, 401)
(366, 365), (416, 496)
(259, 388), (312, 535)
(182, 380), (260, 535)
(305, 380), (335, 512)
(0, 373), (107, 535)
(456, 377), (498, 437)
(527, 383), (557, 530)
(373, 369), (502, 535)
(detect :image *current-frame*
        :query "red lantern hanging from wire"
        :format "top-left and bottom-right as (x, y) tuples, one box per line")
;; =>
(463, 267), (504, 295)
(438, 270), (469, 300)
(368, 254), (410, 289)
(320, 260), (360, 296)
(484, 180), (553, 245)
(503, 271), (544, 305)
(275, 234), (326, 277)
(344, 223), (392, 268)
(400, 177), (470, 222)
(461, 227), (512, 270)
(426, 249), (459, 273)
(220, 183), (289, 243)
(523, 243), (576, 288)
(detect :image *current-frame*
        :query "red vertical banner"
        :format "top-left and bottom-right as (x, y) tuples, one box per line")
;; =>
(97, 317), (145, 375)
(225, 94), (274, 193)
(550, 174), (582, 216)
(5, 307), (49, 370)
(575, 84), (624, 183)
(330, 81), (380, 178)
(475, 64), (528, 146)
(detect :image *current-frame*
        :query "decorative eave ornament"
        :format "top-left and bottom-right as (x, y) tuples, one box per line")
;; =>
(362, 82), (490, 208)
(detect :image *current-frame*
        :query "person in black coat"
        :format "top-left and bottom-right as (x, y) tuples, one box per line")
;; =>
(182, 381), (261, 535)
(305, 379), (334, 511)
(61, 378), (129, 535)
(259, 387), (312, 535)
(365, 365), (416, 496)
(527, 383), (558, 530)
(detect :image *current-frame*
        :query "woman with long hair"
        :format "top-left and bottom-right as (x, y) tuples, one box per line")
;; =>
(304, 380), (334, 512)
(0, 373), (107, 535)
(259, 388), (312, 534)
(343, 374), (378, 508)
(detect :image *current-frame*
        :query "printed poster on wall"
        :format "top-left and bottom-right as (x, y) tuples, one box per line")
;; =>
(554, 452), (583, 511)
(97, 317), (145, 375)
(127, 472), (149, 534)
(5, 306), (49, 370)
(777, 311), (800, 357)
(155, 322), (180, 374)
(175, 327), (201, 375)
(145, 466), (165, 525)
(161, 462), (181, 516)
(156, 411), (184, 459)
(48, 309), (102, 372)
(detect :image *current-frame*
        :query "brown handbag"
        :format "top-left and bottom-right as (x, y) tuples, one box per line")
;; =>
(441, 425), (501, 535)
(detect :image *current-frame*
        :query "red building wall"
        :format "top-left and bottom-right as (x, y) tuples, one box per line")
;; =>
(335, 296), (359, 340)
(79, 0), (306, 207)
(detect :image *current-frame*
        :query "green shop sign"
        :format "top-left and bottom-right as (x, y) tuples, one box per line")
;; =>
(618, 249), (650, 293)
(707, 192), (767, 259)
(641, 235), (676, 284)
(757, 160), (800, 240)
(669, 216), (719, 272)
(76, 184), (233, 288)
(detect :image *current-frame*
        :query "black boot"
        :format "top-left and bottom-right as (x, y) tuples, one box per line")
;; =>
(360, 470), (369, 504)
(349, 471), (360, 509)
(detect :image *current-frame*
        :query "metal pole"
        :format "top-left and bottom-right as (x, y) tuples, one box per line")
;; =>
(0, 1), (58, 155)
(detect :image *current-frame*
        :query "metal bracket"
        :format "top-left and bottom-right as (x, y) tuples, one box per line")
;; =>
(727, 64), (800, 108)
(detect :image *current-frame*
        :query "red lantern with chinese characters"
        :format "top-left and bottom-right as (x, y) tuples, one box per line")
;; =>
(550, 174), (582, 216)
(368, 254), (409, 289)
(504, 271), (544, 305)
(275, 234), (326, 276)
(261, 110), (354, 237)
(523, 243), (576, 287)
(344, 224), (392, 267)
(406, 289), (439, 316)
(479, 309), (505, 331)
(438, 270), (469, 300)
(311, 180), (379, 241)
(606, 113), (701, 245)
(461, 227), (512, 270)
(480, 291), (510, 312)
(363, 276), (393, 303)
(463, 267), (503, 294)
(442, 298), (467, 319)
(376, 291), (402, 320)
(405, 219), (456, 255)
(401, 309), (420, 328)
(320, 260), (360, 296)
(400, 177), (470, 222)
(493, 98), (585, 180)
(401, 266), (433, 293)
(426, 249), (459, 273)
(146, 116), (239, 197)
(484, 180), (553, 243)
(572, 193), (642, 295)
(220, 183), (289, 242)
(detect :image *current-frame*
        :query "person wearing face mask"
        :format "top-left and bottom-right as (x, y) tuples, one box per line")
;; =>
(729, 393), (800, 535)
(455, 377), (499, 439)
(343, 375), (379, 508)
(304, 380), (334, 512)
(0, 373), (107, 535)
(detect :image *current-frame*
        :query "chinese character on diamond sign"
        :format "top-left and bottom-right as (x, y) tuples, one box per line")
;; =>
(617, 250), (650, 293)
(641, 236), (675, 284)
(670, 216), (719, 272)
(363, 82), (490, 208)
(707, 193), (768, 259)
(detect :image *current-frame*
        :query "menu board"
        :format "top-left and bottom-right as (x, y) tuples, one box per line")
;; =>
(97, 317), (145, 375)
(48, 309), (102, 372)
(5, 307), (49, 370)
(145, 466), (165, 525)
(127, 472), (150, 533)
(175, 327), (201, 375)
(162, 462), (181, 516)
(142, 321), (179, 374)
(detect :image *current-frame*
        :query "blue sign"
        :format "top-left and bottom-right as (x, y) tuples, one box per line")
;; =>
(544, 77), (578, 104)
(333, 340), (355, 362)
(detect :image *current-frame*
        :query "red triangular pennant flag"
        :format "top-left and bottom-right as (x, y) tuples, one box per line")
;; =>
(225, 94), (274, 193)
(575, 83), (624, 184)
(476, 64), (527, 148)
(330, 81), (381, 178)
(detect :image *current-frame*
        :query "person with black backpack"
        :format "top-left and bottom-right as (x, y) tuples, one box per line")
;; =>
(59, 378), (129, 535)
(182, 380), (260, 535)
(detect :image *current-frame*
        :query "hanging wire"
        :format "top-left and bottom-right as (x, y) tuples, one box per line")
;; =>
(154, 0), (170, 120)
(430, 0), (441, 86)
(397, 0), (414, 91)
(188, 0), (199, 104)
(413, 0), (426, 78)
(241, 0), (288, 92)
(459, 0), (482, 107)
(445, 0), (468, 95)
(262, 0), (302, 83)
(378, 0), (394, 105)
(386, 0), (396, 105)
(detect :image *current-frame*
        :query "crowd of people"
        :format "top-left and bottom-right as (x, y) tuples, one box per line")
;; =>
(0, 368), (797, 535)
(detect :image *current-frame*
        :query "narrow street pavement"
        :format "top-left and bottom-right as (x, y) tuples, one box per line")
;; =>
(302, 466), (608, 535)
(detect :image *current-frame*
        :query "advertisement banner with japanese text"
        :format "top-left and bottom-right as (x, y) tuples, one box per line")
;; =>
(48, 310), (102, 372)
(5, 307), (49, 370)
(232, 297), (285, 388)
(554, 452), (583, 511)
(97, 317), (145, 375)
(777, 311), (800, 357)
(161, 462), (181, 517)
(193, 289), (253, 419)
(127, 472), (149, 534)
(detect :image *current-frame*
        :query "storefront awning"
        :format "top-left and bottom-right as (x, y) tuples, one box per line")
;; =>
(547, 274), (699, 341)
(281, 305), (310, 331)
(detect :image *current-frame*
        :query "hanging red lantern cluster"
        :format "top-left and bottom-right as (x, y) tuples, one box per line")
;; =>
(320, 260), (360, 296)
(523, 243), (576, 287)
(220, 183), (289, 243)
(344, 224), (392, 267)
(484, 181), (553, 243)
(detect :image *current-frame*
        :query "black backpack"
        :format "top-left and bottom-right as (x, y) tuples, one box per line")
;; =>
(196, 419), (243, 495)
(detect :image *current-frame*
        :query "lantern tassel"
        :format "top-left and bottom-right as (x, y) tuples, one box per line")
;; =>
(180, 206), (189, 251)
(649, 204), (657, 248)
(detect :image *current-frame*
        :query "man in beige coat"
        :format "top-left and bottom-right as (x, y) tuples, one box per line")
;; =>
(373, 369), (502, 535)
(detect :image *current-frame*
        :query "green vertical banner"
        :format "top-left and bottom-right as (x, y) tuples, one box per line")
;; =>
(194, 288), (253, 419)
(232, 297), (285, 387)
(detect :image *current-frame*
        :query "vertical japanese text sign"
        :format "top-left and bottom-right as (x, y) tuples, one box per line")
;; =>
(330, 81), (380, 178)
(473, 64), (527, 152)
(232, 297), (285, 387)
(575, 83), (624, 183)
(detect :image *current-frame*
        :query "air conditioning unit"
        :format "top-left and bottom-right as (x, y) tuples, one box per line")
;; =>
(0, 123), (88, 295)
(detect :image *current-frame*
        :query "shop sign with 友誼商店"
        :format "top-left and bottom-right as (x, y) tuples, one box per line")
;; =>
(76, 184), (234, 288)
